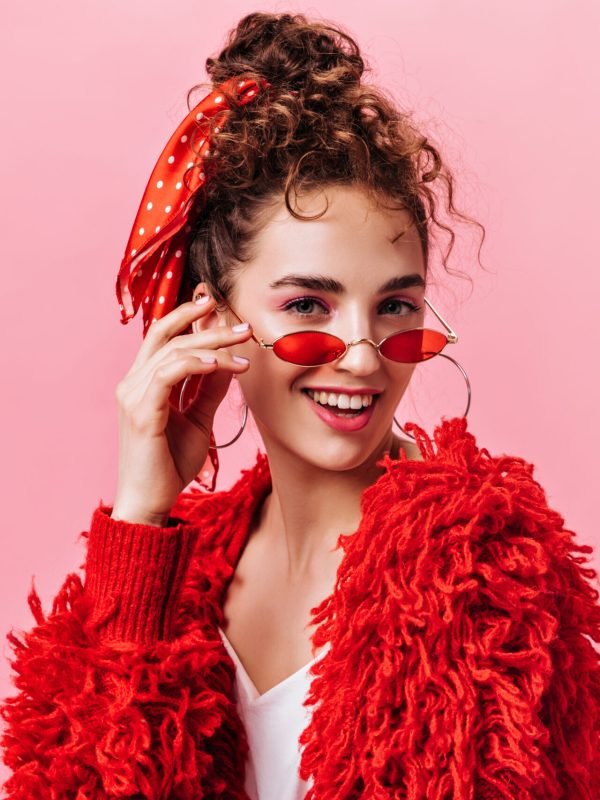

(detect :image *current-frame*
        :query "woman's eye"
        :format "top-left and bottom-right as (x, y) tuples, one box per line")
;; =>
(381, 298), (421, 315)
(282, 296), (421, 317)
(283, 297), (328, 316)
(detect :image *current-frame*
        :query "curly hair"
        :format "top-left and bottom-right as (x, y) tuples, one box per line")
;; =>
(178, 11), (486, 310)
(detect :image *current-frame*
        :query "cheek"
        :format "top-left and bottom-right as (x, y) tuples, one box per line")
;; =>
(236, 350), (305, 409)
(388, 362), (416, 388)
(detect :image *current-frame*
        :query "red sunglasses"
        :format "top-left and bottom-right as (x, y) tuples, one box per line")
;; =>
(221, 296), (457, 366)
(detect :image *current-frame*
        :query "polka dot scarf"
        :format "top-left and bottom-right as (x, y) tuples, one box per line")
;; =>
(115, 75), (271, 492)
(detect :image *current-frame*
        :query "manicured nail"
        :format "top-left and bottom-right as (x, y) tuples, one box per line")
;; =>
(233, 355), (249, 364)
(195, 295), (211, 305)
(232, 322), (250, 332)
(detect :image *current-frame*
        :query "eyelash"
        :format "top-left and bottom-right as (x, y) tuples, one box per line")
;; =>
(281, 296), (422, 317)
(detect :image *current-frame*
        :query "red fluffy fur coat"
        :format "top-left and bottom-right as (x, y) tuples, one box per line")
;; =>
(1, 417), (599, 799)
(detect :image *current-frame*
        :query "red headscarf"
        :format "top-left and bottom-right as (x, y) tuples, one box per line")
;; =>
(115, 75), (271, 491)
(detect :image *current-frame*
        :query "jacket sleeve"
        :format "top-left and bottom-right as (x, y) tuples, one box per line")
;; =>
(470, 453), (600, 800)
(0, 499), (245, 799)
(532, 500), (600, 798)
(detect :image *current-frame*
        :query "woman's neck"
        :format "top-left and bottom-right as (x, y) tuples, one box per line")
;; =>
(253, 431), (417, 576)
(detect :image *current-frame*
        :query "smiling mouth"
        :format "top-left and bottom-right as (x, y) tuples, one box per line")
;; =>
(301, 388), (380, 417)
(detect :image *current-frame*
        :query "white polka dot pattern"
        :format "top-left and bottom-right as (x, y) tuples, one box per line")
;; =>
(116, 75), (271, 334)
(115, 74), (271, 492)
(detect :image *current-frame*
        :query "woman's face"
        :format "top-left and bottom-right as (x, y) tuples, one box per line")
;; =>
(206, 183), (426, 472)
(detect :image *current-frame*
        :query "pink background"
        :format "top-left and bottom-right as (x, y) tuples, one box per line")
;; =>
(1, 0), (599, 785)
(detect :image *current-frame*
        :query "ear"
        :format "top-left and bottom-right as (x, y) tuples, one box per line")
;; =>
(190, 281), (228, 334)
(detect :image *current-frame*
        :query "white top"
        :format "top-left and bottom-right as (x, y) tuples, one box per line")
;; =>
(217, 626), (330, 800)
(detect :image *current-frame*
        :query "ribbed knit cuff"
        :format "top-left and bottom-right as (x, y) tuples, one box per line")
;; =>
(83, 504), (200, 645)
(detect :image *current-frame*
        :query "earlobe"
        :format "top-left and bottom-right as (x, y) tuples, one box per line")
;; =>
(192, 280), (210, 302)
(191, 281), (232, 333)
(191, 282), (212, 333)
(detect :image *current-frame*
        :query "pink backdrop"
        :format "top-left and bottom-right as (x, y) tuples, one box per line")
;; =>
(2, 1), (599, 786)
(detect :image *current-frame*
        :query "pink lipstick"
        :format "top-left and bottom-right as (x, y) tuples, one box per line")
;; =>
(302, 390), (377, 432)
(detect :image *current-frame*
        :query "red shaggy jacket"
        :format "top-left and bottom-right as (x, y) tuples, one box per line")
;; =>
(1, 417), (600, 799)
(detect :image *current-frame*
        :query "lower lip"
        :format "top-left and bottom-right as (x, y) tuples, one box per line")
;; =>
(303, 391), (377, 432)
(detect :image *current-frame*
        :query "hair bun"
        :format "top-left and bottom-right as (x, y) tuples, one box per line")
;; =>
(205, 11), (365, 97)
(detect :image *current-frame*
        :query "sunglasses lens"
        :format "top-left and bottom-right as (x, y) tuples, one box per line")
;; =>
(273, 331), (346, 365)
(380, 329), (447, 363)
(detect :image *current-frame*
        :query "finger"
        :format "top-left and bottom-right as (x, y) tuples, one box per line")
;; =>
(170, 348), (250, 413)
(122, 354), (219, 436)
(126, 322), (253, 395)
(131, 296), (218, 370)
(160, 324), (253, 362)
(143, 350), (249, 425)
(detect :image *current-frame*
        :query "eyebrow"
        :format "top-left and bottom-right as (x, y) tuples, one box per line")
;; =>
(268, 272), (426, 294)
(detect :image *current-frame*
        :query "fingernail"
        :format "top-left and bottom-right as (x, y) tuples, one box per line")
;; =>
(233, 355), (249, 364)
(200, 355), (217, 363)
(232, 322), (250, 332)
(195, 295), (211, 305)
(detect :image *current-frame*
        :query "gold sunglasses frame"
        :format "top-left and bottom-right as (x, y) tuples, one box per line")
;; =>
(219, 296), (458, 366)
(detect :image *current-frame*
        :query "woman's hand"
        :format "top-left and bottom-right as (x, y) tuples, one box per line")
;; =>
(110, 296), (252, 525)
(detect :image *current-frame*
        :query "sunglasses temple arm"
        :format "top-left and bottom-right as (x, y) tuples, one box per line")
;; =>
(222, 299), (270, 347)
(423, 297), (458, 343)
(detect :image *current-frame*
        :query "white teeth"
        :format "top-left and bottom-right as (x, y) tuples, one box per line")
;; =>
(306, 389), (374, 409)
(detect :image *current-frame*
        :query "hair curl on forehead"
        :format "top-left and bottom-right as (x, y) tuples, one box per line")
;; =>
(177, 11), (486, 311)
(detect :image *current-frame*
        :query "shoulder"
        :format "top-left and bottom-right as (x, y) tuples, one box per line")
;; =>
(373, 416), (566, 525)
(364, 416), (600, 626)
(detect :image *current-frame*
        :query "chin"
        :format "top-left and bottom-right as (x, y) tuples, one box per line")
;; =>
(290, 436), (389, 473)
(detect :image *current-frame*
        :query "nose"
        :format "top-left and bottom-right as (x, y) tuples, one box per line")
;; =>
(333, 336), (381, 373)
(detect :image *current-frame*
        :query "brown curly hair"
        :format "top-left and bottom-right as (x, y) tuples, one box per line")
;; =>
(177, 11), (486, 310)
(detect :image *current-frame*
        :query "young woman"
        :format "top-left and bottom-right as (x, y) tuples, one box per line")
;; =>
(2, 12), (599, 800)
